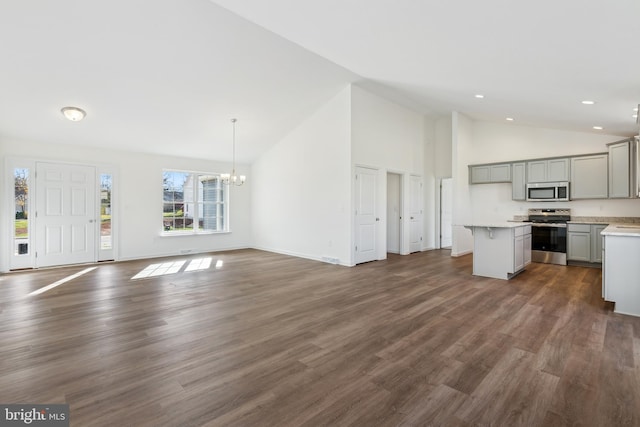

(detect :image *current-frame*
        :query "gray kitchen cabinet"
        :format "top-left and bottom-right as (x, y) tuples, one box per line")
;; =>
(591, 224), (607, 263)
(567, 224), (591, 262)
(608, 139), (635, 198)
(567, 223), (608, 264)
(523, 232), (532, 266)
(527, 158), (569, 183)
(512, 162), (526, 200)
(514, 225), (532, 273)
(469, 163), (511, 184)
(570, 154), (608, 199)
(465, 224), (531, 280)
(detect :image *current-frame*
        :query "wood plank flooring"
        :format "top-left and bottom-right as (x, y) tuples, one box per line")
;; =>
(1, 249), (640, 426)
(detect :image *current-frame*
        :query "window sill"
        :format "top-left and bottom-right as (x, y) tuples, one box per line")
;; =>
(160, 230), (232, 237)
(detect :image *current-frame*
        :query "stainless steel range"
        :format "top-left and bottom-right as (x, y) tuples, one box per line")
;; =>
(528, 208), (571, 265)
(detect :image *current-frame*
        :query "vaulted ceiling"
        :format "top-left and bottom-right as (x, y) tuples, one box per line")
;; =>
(2, 0), (639, 163)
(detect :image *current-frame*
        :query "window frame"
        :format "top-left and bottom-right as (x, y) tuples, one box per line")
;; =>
(161, 169), (229, 236)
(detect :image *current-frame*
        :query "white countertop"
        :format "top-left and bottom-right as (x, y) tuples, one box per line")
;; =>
(463, 222), (532, 229)
(602, 224), (640, 237)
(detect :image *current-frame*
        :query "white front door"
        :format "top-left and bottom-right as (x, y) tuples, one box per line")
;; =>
(36, 162), (97, 267)
(440, 177), (453, 248)
(355, 167), (378, 264)
(409, 175), (423, 253)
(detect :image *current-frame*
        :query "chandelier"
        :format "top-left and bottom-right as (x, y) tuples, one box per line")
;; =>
(221, 118), (246, 186)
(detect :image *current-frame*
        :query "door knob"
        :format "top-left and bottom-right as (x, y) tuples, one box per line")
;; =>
(376, 218), (380, 221)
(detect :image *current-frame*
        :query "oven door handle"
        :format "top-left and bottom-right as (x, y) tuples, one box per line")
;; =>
(531, 223), (567, 228)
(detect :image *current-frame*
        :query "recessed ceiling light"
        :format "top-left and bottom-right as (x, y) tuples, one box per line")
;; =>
(633, 114), (638, 119)
(593, 126), (604, 130)
(61, 106), (86, 121)
(506, 117), (514, 121)
(634, 107), (638, 112)
(581, 100), (595, 105)
(474, 94), (484, 99)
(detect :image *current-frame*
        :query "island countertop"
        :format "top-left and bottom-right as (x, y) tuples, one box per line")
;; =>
(463, 222), (532, 229)
(601, 224), (640, 237)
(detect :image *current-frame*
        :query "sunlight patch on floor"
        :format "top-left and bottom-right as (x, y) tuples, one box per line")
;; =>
(185, 257), (212, 272)
(29, 267), (98, 296)
(131, 261), (186, 279)
(131, 258), (222, 279)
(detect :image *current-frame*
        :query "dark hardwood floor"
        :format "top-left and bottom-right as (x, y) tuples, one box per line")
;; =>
(1, 249), (639, 426)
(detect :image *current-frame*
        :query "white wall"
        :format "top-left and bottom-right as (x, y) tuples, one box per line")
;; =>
(435, 115), (453, 178)
(386, 172), (401, 253)
(351, 85), (426, 258)
(451, 112), (474, 256)
(251, 85), (352, 266)
(423, 116), (437, 249)
(427, 114), (453, 249)
(1, 137), (251, 272)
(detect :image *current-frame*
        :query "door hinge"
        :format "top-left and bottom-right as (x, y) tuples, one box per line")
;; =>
(355, 246), (358, 251)
(420, 237), (423, 241)
(355, 174), (358, 180)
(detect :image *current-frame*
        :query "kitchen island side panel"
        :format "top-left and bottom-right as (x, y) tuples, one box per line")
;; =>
(603, 234), (640, 317)
(471, 227), (514, 280)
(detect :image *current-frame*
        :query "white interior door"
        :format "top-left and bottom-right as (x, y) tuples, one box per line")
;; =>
(440, 178), (453, 248)
(386, 173), (401, 254)
(355, 167), (378, 264)
(409, 175), (423, 253)
(36, 162), (97, 267)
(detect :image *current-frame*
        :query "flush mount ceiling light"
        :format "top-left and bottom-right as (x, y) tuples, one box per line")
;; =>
(474, 94), (484, 99)
(220, 118), (246, 186)
(61, 106), (86, 121)
(581, 100), (595, 105)
(593, 126), (604, 130)
(506, 117), (514, 121)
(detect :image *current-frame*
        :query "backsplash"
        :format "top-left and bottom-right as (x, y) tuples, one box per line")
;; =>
(570, 216), (640, 224)
(512, 214), (640, 224)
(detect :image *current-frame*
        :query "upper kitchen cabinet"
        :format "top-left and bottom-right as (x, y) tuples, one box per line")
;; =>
(527, 158), (569, 183)
(608, 138), (637, 198)
(570, 154), (608, 199)
(511, 162), (526, 201)
(469, 163), (511, 184)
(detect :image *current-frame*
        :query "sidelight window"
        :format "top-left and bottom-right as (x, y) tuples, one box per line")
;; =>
(14, 168), (30, 256)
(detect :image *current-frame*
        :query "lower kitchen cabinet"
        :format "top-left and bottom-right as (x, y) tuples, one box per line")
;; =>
(464, 224), (531, 280)
(513, 225), (532, 273)
(567, 223), (607, 265)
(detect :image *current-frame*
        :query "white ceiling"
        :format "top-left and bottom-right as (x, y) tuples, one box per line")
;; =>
(0, 0), (358, 163)
(2, 1), (640, 163)
(211, 0), (640, 136)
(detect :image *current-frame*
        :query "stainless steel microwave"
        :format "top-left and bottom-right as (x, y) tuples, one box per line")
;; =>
(526, 182), (569, 201)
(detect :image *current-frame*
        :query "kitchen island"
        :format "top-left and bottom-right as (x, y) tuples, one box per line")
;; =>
(464, 223), (532, 280)
(601, 224), (640, 317)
